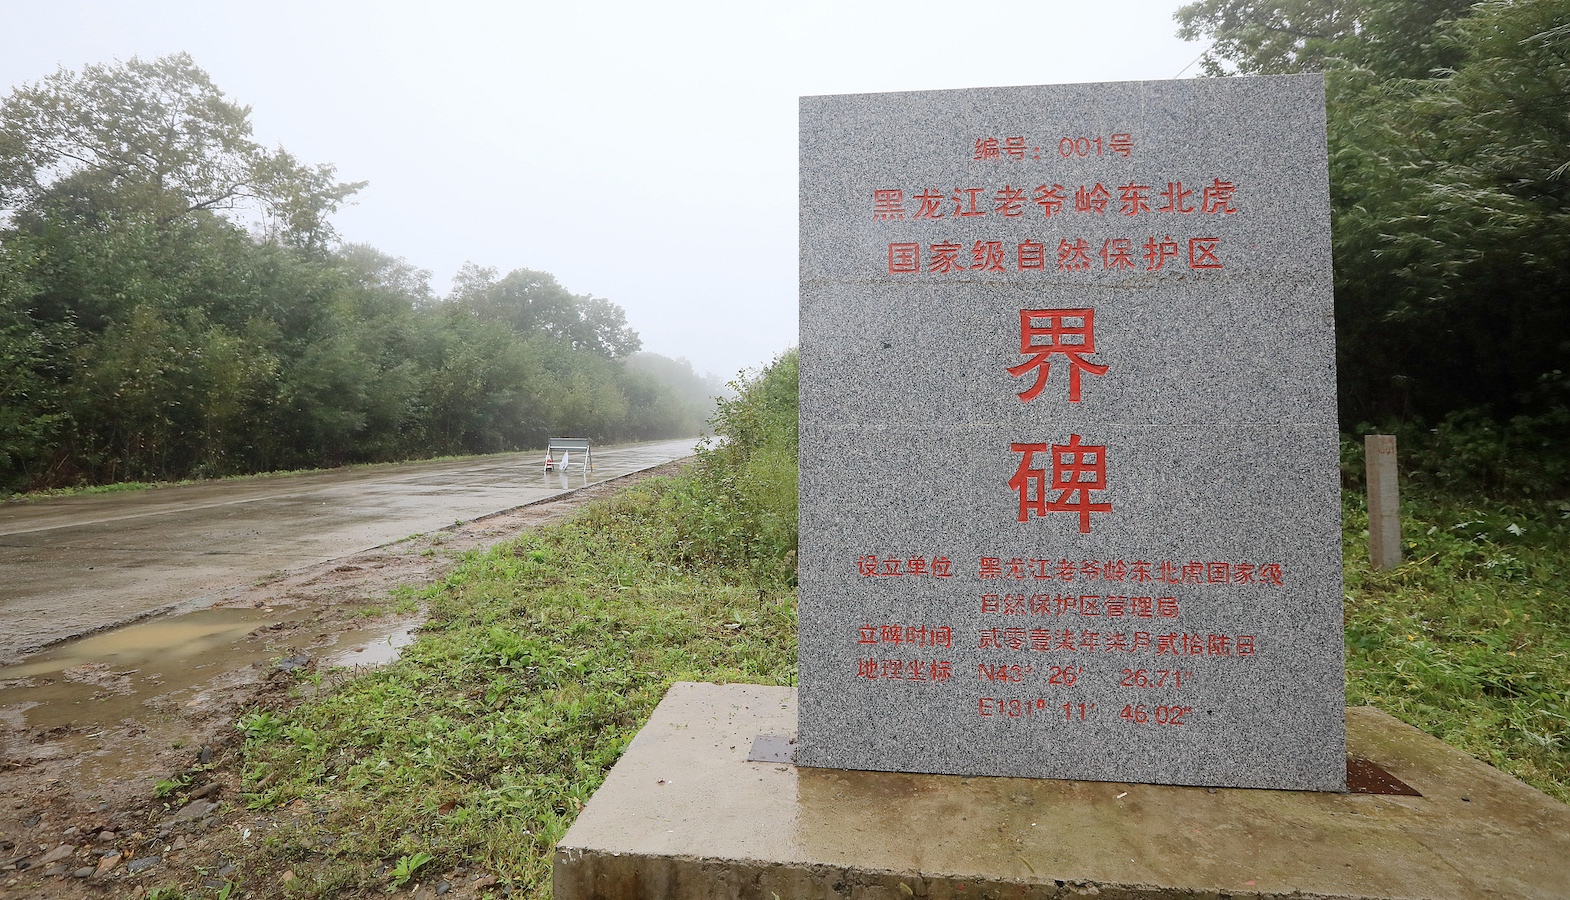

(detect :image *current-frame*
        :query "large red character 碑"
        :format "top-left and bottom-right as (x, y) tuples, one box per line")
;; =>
(1007, 309), (1109, 402)
(1009, 435), (1111, 533)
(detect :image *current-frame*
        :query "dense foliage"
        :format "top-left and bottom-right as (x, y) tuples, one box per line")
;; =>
(1178, 0), (1570, 496)
(665, 349), (799, 583)
(0, 54), (719, 493)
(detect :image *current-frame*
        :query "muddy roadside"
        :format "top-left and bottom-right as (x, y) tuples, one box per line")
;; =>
(0, 460), (686, 899)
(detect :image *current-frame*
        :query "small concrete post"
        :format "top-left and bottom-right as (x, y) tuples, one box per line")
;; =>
(1365, 434), (1402, 570)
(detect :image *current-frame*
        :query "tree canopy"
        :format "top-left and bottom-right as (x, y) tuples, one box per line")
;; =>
(0, 53), (362, 245)
(1174, 0), (1475, 78)
(1178, 0), (1570, 493)
(450, 264), (642, 359)
(0, 55), (720, 492)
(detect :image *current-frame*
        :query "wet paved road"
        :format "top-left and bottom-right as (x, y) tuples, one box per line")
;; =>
(0, 439), (696, 661)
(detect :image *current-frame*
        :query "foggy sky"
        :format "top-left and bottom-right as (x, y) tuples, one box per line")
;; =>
(1, 1), (1206, 379)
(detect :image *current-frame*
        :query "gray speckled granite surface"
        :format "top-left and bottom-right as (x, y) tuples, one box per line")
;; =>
(798, 76), (1344, 791)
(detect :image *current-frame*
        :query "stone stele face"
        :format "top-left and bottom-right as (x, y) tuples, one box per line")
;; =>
(797, 75), (1344, 791)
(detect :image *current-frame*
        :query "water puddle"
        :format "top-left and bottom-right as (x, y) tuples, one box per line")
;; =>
(321, 619), (421, 668)
(0, 607), (279, 683)
(0, 605), (423, 785)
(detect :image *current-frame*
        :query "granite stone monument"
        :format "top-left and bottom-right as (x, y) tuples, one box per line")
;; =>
(798, 75), (1345, 791)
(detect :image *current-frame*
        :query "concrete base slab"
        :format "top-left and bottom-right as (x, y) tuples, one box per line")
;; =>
(555, 682), (1570, 900)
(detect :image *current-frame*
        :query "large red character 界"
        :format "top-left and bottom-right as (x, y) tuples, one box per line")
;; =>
(1007, 309), (1108, 402)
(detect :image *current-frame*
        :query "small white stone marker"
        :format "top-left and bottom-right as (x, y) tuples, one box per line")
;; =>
(1365, 434), (1402, 571)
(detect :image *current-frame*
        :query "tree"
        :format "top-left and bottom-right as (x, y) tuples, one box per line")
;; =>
(449, 264), (641, 358)
(1179, 0), (1570, 492)
(0, 228), (69, 482)
(621, 352), (724, 438)
(0, 53), (362, 246)
(0, 52), (714, 491)
(1336, 0), (1570, 420)
(1174, 0), (1474, 78)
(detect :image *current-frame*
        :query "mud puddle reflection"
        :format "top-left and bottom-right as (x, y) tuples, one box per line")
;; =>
(323, 619), (421, 668)
(0, 606), (421, 785)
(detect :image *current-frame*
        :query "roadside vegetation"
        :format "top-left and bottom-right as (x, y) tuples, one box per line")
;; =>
(1342, 447), (1570, 803)
(197, 349), (1568, 900)
(223, 352), (799, 898)
(0, 55), (721, 496)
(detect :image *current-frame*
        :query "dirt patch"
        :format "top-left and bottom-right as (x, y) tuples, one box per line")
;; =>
(0, 461), (685, 898)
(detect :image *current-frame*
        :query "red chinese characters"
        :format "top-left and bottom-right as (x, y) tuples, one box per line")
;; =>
(856, 139), (1282, 716)
(1007, 309), (1108, 403)
(850, 629), (958, 684)
(1075, 183), (1111, 215)
(953, 187), (987, 218)
(1159, 181), (1195, 214)
(972, 241), (1006, 272)
(928, 241), (964, 273)
(1142, 235), (1180, 271)
(1202, 179), (1238, 214)
(973, 556), (1287, 585)
(971, 134), (1135, 161)
(884, 237), (1223, 274)
(1010, 435), (1112, 532)
(1101, 238), (1135, 270)
(856, 658), (954, 682)
(1117, 182), (1151, 217)
(994, 185), (1027, 217)
(1056, 238), (1093, 272)
(887, 242), (919, 274)
(1017, 240), (1046, 270)
(971, 629), (1258, 657)
(855, 554), (957, 577)
(873, 178), (1236, 221)
(873, 189), (906, 221)
(1189, 237), (1222, 269)
(981, 592), (1182, 619)
(1033, 184), (1066, 217)
(856, 624), (954, 648)
(912, 189), (944, 219)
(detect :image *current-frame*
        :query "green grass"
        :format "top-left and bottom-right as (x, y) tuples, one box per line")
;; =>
(217, 354), (1565, 898)
(1343, 485), (1570, 802)
(233, 474), (796, 898)
(221, 473), (1570, 898)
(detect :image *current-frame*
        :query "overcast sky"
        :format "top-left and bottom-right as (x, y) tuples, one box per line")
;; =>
(1, 1), (1206, 379)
